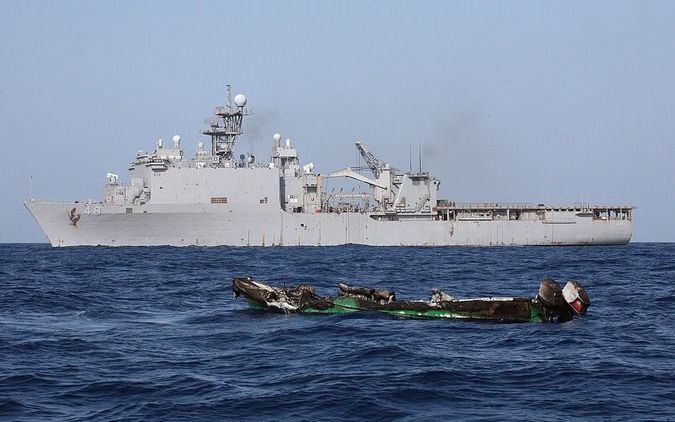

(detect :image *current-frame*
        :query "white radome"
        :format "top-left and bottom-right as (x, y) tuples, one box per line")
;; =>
(172, 135), (181, 143)
(234, 94), (247, 107)
(273, 133), (282, 141)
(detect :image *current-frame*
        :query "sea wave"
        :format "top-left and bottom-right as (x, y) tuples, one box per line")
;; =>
(0, 243), (673, 421)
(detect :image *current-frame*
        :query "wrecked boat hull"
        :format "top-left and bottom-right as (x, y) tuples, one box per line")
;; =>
(331, 296), (543, 322)
(232, 277), (589, 323)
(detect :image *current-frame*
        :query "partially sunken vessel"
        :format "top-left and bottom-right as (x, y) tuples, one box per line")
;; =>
(25, 87), (633, 247)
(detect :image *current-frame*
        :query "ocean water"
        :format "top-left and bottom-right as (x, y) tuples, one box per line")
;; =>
(1, 243), (673, 421)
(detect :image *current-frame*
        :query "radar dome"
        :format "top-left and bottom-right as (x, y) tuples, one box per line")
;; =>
(234, 94), (247, 107)
(172, 135), (181, 143)
(273, 133), (281, 141)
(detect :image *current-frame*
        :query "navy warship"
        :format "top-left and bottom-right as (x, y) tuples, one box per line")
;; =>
(25, 86), (633, 247)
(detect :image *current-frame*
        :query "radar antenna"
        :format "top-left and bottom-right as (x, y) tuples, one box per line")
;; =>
(354, 141), (388, 179)
(202, 84), (252, 164)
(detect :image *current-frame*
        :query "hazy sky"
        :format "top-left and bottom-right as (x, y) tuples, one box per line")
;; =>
(1, 1), (673, 242)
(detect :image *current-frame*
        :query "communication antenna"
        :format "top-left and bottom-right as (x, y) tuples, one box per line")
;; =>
(409, 140), (412, 173)
(29, 175), (32, 201)
(226, 85), (233, 109)
(418, 139), (422, 173)
(202, 84), (251, 163)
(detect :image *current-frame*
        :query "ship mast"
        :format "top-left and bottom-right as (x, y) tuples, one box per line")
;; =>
(202, 85), (251, 165)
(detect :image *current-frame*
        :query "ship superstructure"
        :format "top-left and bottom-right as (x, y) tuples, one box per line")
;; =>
(25, 87), (633, 247)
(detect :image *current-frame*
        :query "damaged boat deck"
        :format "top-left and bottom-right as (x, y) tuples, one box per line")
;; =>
(232, 276), (590, 323)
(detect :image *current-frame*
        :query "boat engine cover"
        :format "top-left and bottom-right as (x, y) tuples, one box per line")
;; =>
(537, 279), (564, 307)
(563, 280), (590, 314)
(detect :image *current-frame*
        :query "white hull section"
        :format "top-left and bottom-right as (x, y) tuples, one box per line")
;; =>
(26, 200), (632, 247)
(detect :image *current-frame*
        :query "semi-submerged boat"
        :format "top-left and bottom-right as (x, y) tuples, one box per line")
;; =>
(25, 86), (633, 247)
(231, 276), (590, 323)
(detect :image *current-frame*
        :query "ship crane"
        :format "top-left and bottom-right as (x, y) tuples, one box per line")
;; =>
(354, 141), (392, 178)
(323, 167), (387, 190)
(323, 166), (389, 211)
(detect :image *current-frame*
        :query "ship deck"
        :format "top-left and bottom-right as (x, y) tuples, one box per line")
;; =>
(436, 202), (633, 222)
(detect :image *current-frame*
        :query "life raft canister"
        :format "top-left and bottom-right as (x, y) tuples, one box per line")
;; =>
(563, 280), (590, 314)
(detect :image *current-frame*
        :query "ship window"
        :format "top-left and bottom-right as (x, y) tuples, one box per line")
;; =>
(126, 208), (132, 214)
(211, 197), (228, 204)
(260, 197), (268, 204)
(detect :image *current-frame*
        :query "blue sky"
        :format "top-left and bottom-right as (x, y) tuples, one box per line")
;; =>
(1, 1), (673, 242)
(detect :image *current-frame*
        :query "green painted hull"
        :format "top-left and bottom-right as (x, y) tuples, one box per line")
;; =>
(245, 297), (546, 322)
(332, 297), (545, 322)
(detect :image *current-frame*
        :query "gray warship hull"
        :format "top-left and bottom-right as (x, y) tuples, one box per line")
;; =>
(25, 199), (632, 247)
(25, 87), (633, 247)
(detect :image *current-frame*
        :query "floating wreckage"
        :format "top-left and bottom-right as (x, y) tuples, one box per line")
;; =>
(232, 277), (590, 323)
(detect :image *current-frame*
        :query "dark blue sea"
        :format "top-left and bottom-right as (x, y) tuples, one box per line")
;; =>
(1, 243), (674, 421)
